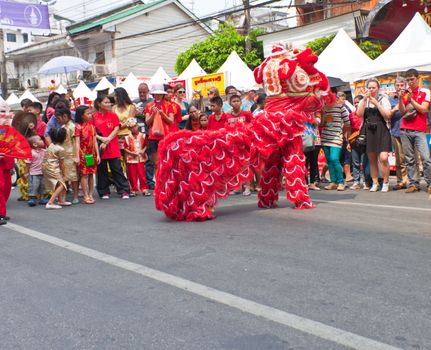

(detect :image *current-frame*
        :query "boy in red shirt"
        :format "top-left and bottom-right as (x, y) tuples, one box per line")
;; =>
(226, 94), (253, 126)
(207, 96), (228, 130)
(28, 102), (47, 143)
(226, 94), (254, 195)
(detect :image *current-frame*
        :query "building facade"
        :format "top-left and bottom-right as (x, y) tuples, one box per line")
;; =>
(5, 0), (211, 90)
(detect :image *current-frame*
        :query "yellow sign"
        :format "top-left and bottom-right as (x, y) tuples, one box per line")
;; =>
(191, 72), (225, 97)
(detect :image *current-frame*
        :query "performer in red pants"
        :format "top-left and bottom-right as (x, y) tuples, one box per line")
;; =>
(0, 155), (13, 225)
(0, 101), (14, 225)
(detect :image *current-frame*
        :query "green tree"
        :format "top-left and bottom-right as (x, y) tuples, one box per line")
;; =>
(306, 35), (382, 59)
(358, 40), (382, 59)
(306, 35), (335, 56)
(175, 24), (264, 75)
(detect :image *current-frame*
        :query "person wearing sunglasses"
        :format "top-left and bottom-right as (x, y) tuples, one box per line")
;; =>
(173, 84), (189, 130)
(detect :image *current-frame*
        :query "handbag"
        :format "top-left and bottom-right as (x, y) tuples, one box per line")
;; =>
(355, 122), (367, 148)
(81, 124), (97, 167)
(152, 110), (165, 137)
(348, 131), (359, 146)
(302, 133), (315, 152)
(84, 153), (95, 167)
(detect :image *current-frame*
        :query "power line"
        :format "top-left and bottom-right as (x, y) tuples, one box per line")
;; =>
(9, 30), (207, 77)
(248, 0), (368, 29)
(8, 0), (280, 61)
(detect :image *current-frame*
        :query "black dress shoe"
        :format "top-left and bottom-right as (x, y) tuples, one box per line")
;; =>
(0, 217), (7, 225)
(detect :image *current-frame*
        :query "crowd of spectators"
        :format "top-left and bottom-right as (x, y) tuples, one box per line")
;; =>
(0, 67), (430, 225)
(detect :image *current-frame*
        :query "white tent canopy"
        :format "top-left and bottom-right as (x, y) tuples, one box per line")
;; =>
(55, 84), (68, 94)
(217, 51), (256, 91)
(358, 12), (431, 79)
(315, 28), (373, 82)
(73, 80), (96, 101)
(177, 59), (207, 99)
(119, 72), (140, 99)
(177, 59), (206, 80)
(149, 67), (171, 87)
(6, 93), (20, 106)
(94, 77), (115, 93)
(20, 90), (40, 103)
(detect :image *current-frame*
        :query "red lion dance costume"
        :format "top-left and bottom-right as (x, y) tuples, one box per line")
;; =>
(155, 44), (334, 221)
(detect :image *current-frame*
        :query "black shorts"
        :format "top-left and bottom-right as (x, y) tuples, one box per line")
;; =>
(147, 139), (160, 155)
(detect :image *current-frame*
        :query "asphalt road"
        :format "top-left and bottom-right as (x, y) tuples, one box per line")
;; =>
(1, 182), (431, 350)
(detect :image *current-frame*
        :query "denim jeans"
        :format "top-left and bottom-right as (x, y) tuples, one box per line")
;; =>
(351, 145), (370, 183)
(323, 146), (344, 184)
(400, 129), (431, 186)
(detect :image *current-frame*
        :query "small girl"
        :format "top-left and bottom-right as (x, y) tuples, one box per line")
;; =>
(43, 128), (67, 209)
(74, 105), (100, 204)
(199, 113), (208, 130)
(123, 118), (150, 196)
(56, 108), (79, 204)
(25, 135), (48, 206)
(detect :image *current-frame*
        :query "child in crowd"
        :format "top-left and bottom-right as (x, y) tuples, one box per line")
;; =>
(227, 94), (254, 195)
(28, 102), (47, 143)
(56, 108), (79, 204)
(199, 113), (208, 130)
(226, 94), (253, 127)
(207, 96), (228, 130)
(20, 99), (33, 113)
(253, 93), (266, 116)
(43, 128), (67, 209)
(25, 135), (48, 206)
(74, 105), (100, 204)
(123, 118), (150, 196)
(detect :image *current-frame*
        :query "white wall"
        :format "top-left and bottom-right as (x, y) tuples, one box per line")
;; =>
(4, 30), (33, 52)
(259, 12), (361, 57)
(114, 3), (209, 77)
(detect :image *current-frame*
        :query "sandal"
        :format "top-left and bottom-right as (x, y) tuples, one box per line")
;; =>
(83, 197), (95, 204)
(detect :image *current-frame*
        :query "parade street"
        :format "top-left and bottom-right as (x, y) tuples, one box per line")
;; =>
(1, 187), (430, 350)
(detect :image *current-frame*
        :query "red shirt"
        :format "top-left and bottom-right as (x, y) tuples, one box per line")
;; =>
(145, 100), (173, 140)
(226, 110), (253, 126)
(207, 112), (228, 131)
(46, 106), (55, 121)
(91, 111), (121, 159)
(349, 112), (362, 133)
(36, 117), (47, 141)
(401, 87), (430, 132)
(168, 101), (181, 133)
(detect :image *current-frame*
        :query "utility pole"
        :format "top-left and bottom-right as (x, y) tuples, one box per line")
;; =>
(0, 29), (8, 97)
(242, 0), (252, 53)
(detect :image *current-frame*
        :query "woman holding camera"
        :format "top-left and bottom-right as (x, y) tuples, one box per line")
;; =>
(356, 78), (392, 192)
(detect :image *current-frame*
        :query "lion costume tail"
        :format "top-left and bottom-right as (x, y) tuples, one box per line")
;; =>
(154, 127), (253, 221)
